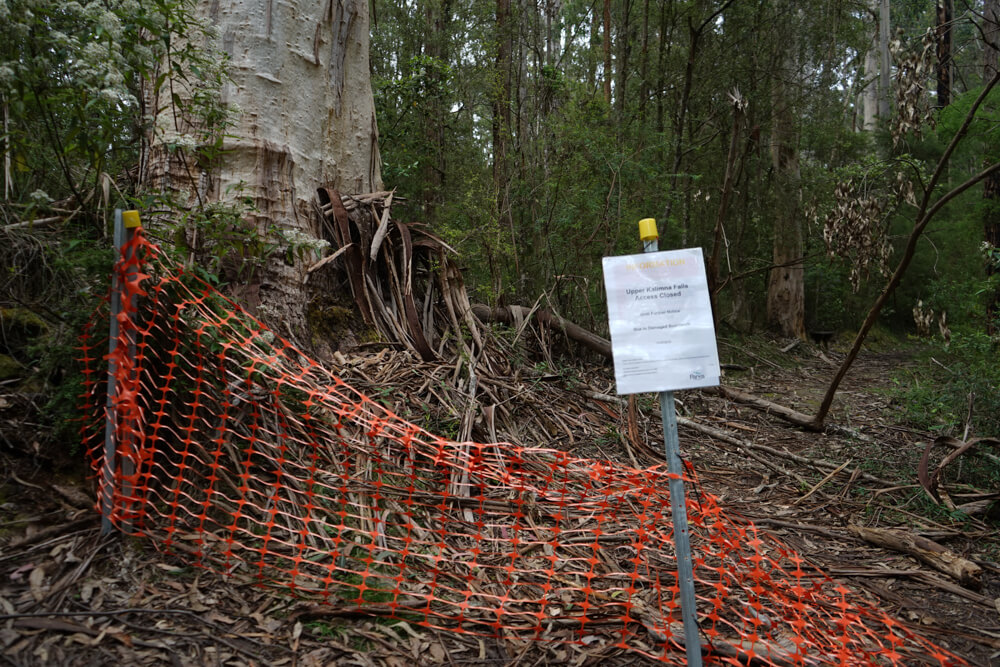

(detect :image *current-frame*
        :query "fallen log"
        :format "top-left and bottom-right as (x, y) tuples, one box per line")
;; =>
(704, 385), (818, 430)
(847, 525), (982, 590)
(580, 390), (895, 487)
(471, 304), (612, 358)
(472, 304), (862, 437)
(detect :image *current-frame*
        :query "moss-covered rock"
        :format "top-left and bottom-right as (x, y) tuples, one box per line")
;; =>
(306, 300), (354, 344)
(0, 354), (23, 380)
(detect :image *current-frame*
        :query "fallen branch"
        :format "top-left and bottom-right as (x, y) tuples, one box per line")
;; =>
(11, 617), (167, 650)
(847, 525), (982, 590)
(4, 516), (96, 551)
(470, 306), (837, 437)
(826, 567), (995, 611)
(918, 436), (1000, 510)
(705, 385), (817, 430)
(3, 216), (63, 230)
(677, 415), (811, 488)
(749, 518), (850, 541)
(4, 609), (268, 660)
(701, 386), (874, 442)
(471, 304), (612, 358)
(793, 459), (852, 505)
(580, 390), (894, 487)
(718, 340), (783, 370)
(469, 303), (878, 447)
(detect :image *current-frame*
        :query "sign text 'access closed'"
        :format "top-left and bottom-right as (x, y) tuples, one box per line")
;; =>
(602, 248), (721, 395)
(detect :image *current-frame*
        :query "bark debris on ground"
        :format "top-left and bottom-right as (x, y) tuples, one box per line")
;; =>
(1, 337), (998, 666)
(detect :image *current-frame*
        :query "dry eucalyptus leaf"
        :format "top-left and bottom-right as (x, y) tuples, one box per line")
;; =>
(80, 580), (95, 603)
(28, 564), (47, 602)
(428, 642), (446, 661)
(0, 628), (19, 648)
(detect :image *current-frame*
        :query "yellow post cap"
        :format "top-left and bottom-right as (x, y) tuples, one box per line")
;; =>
(638, 217), (658, 241)
(122, 210), (141, 229)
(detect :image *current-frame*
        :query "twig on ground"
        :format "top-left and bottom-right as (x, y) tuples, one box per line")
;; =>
(793, 459), (852, 505)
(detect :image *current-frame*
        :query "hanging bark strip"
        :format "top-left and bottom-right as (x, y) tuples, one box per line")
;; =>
(313, 187), (485, 362)
(394, 220), (437, 361)
(317, 188), (373, 324)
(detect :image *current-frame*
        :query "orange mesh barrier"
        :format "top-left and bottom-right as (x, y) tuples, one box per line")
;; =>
(79, 231), (964, 665)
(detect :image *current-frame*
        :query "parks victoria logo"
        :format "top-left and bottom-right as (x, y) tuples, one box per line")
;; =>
(689, 370), (705, 381)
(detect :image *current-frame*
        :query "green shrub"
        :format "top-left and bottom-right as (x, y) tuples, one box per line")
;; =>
(892, 331), (1000, 436)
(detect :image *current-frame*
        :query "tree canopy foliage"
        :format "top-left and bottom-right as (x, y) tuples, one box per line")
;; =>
(369, 0), (998, 340)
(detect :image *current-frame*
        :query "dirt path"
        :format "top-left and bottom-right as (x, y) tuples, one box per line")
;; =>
(677, 340), (1000, 665)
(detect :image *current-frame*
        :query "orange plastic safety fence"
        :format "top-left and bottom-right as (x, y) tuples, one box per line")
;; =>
(78, 231), (964, 665)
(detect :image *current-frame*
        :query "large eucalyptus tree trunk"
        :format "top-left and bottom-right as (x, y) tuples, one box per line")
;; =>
(878, 0), (891, 120)
(862, 32), (879, 130)
(143, 0), (382, 327)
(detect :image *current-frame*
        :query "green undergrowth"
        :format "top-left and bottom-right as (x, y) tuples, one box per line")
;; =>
(870, 331), (1000, 530)
(888, 332), (1000, 438)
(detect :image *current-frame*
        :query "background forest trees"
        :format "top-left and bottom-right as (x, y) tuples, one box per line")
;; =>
(0, 0), (998, 438)
(369, 0), (997, 339)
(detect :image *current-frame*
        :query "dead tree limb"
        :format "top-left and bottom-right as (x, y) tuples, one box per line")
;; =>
(705, 386), (815, 429)
(847, 525), (982, 590)
(811, 69), (1000, 429)
(471, 304), (612, 358)
(581, 390), (894, 487)
(707, 89), (744, 328)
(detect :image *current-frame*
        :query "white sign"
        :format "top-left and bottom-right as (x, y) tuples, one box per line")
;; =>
(602, 248), (720, 395)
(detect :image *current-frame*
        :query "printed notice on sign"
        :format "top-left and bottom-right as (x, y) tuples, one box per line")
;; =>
(602, 248), (720, 395)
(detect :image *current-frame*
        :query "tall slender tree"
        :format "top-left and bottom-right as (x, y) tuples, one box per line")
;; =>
(766, 3), (805, 339)
(936, 0), (952, 107)
(420, 0), (453, 221)
(492, 0), (515, 294)
(603, 0), (612, 106)
(861, 0), (891, 130)
(879, 0), (892, 120)
(985, 0), (1000, 333)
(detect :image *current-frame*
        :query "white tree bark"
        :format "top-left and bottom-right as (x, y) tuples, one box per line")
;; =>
(879, 0), (891, 120)
(145, 0), (382, 324)
(862, 40), (879, 131)
(859, 0), (888, 132)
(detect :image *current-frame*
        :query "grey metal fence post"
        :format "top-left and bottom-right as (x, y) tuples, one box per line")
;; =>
(101, 209), (139, 535)
(641, 222), (702, 666)
(101, 210), (125, 534)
